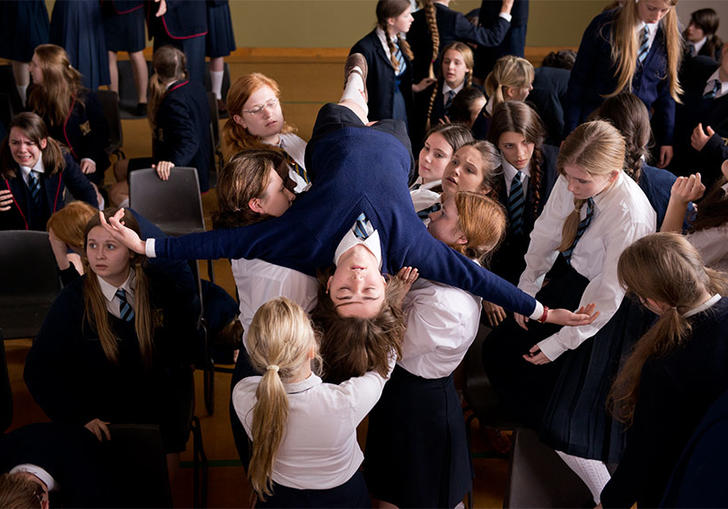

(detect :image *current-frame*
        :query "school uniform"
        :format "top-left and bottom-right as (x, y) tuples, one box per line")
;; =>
(365, 278), (481, 508)
(471, 98), (493, 140)
(410, 178), (442, 221)
(148, 0), (208, 84)
(0, 152), (98, 231)
(24, 267), (198, 453)
(483, 172), (655, 434)
(529, 66), (570, 145)
(350, 28), (414, 128)
(684, 36), (722, 62)
(40, 88), (111, 186)
(101, 0), (146, 53)
(0, 0), (49, 62)
(412, 81), (463, 148)
(601, 296), (728, 508)
(637, 163), (679, 229)
(205, 0), (235, 59)
(279, 132), (310, 193)
(232, 364), (393, 507)
(408, 2), (511, 83)
(565, 9), (676, 146)
(50, 0), (109, 89)
(146, 103), (549, 322)
(474, 0), (529, 79)
(490, 145), (558, 285)
(152, 79), (212, 192)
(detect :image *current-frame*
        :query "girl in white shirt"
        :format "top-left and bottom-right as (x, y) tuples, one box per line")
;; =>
(483, 120), (656, 504)
(233, 297), (398, 508)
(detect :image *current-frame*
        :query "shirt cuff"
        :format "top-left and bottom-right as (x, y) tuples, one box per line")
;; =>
(499, 12), (512, 22)
(528, 301), (544, 321)
(145, 238), (157, 258)
(10, 464), (56, 491)
(537, 336), (567, 361)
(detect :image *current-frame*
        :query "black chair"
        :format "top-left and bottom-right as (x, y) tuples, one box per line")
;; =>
(0, 230), (62, 339)
(95, 89), (126, 161)
(0, 329), (12, 433)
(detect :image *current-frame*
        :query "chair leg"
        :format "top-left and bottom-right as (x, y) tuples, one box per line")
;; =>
(191, 416), (208, 508)
(204, 356), (215, 416)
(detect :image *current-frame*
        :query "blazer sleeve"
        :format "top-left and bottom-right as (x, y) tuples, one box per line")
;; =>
(651, 74), (676, 146)
(454, 10), (510, 47)
(158, 95), (200, 167)
(79, 93), (110, 170)
(564, 16), (602, 136)
(699, 133), (728, 173)
(61, 154), (99, 207)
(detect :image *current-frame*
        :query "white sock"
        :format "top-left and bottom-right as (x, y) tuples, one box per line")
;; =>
(16, 84), (28, 106)
(341, 67), (368, 116)
(210, 70), (224, 100)
(556, 450), (611, 504)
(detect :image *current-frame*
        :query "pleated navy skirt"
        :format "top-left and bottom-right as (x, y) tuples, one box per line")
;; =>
(50, 0), (109, 89)
(103, 6), (146, 53)
(364, 365), (472, 508)
(205, 1), (236, 58)
(257, 470), (370, 508)
(0, 0), (49, 62)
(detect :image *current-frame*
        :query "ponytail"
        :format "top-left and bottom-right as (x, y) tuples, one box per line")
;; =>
(558, 198), (588, 253)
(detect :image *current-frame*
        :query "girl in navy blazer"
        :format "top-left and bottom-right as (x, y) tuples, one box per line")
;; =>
(27, 44), (110, 186)
(0, 112), (97, 231)
(565, 0), (682, 168)
(683, 8), (723, 62)
(601, 233), (728, 508)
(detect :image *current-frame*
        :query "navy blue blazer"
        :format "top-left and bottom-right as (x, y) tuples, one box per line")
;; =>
(147, 0), (207, 40)
(409, 3), (510, 83)
(153, 115), (539, 316)
(480, 0), (528, 28)
(0, 153), (98, 231)
(152, 79), (212, 191)
(565, 9), (676, 145)
(530, 66), (570, 145)
(638, 164), (678, 229)
(350, 30), (414, 125)
(0, 0), (49, 62)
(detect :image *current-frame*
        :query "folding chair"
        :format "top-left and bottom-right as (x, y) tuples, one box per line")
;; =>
(0, 230), (62, 339)
(95, 89), (126, 161)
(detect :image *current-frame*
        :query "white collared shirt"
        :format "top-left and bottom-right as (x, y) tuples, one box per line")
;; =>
(232, 367), (392, 490)
(502, 158), (530, 197)
(278, 133), (310, 193)
(683, 294), (722, 318)
(689, 36), (708, 55)
(375, 26), (399, 67)
(703, 69), (728, 99)
(398, 277), (482, 379)
(637, 20), (659, 54)
(410, 180), (442, 225)
(333, 223), (383, 270)
(442, 82), (464, 107)
(230, 258), (318, 344)
(97, 270), (135, 319)
(19, 158), (45, 188)
(518, 172), (656, 360)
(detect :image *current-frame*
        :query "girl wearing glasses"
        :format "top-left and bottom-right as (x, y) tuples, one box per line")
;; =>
(224, 73), (309, 194)
(110, 45), (212, 206)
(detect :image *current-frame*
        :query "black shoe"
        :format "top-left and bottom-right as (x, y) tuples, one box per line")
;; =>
(135, 102), (147, 117)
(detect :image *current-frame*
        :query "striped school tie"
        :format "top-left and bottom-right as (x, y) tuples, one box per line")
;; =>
(637, 26), (650, 63)
(417, 202), (441, 220)
(285, 153), (309, 184)
(115, 288), (134, 322)
(562, 197), (594, 264)
(508, 171), (525, 236)
(704, 79), (721, 99)
(393, 40), (406, 76)
(27, 170), (41, 207)
(444, 90), (456, 115)
(688, 43), (697, 57)
(353, 212), (374, 240)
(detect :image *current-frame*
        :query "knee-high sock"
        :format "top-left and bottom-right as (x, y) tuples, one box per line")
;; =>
(341, 68), (368, 116)
(556, 450), (611, 504)
(210, 70), (224, 100)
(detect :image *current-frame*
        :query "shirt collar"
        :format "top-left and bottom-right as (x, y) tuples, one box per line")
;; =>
(443, 82), (464, 96)
(684, 294), (722, 318)
(501, 156), (530, 183)
(334, 229), (383, 271)
(19, 157), (45, 178)
(591, 170), (624, 209)
(97, 269), (135, 303)
(637, 20), (659, 33)
(284, 373), (321, 394)
(692, 36), (708, 53)
(704, 69), (728, 96)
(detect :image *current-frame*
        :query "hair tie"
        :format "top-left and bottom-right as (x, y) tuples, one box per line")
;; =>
(266, 364), (280, 373)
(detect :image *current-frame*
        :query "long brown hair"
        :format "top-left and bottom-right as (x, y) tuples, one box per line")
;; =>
(607, 0), (682, 101)
(312, 272), (408, 384)
(244, 297), (321, 500)
(689, 177), (728, 232)
(148, 46), (188, 133)
(453, 191), (507, 264)
(453, 140), (502, 199)
(0, 112), (67, 178)
(557, 120), (626, 253)
(488, 101), (547, 219)
(609, 232), (728, 424)
(27, 44), (84, 127)
(223, 73), (296, 157)
(484, 55), (534, 111)
(376, 0), (415, 72)
(425, 42), (474, 131)
(684, 8), (723, 57)
(82, 209), (153, 367)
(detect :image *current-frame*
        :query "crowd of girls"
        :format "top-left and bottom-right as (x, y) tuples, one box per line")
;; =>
(5, 0), (728, 507)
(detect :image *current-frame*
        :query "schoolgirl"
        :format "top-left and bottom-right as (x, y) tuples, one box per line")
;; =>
(683, 8), (723, 61)
(440, 140), (502, 200)
(472, 55), (534, 140)
(0, 112), (97, 231)
(224, 73), (309, 193)
(482, 120), (655, 504)
(102, 0), (148, 116)
(232, 297), (398, 508)
(564, 0), (682, 168)
(111, 45), (212, 203)
(24, 209), (198, 457)
(27, 44), (110, 186)
(49, 0), (109, 90)
(601, 233), (728, 508)
(205, 0), (236, 113)
(485, 101), (558, 322)
(365, 191), (507, 509)
(447, 86), (487, 128)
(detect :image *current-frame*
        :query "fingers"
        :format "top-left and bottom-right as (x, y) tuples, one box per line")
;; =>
(707, 125), (715, 136)
(514, 313), (528, 331)
(99, 420), (112, 441)
(0, 189), (12, 211)
(396, 266), (419, 284)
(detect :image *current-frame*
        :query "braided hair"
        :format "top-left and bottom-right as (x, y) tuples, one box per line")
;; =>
(376, 0), (414, 73)
(420, 0), (440, 79)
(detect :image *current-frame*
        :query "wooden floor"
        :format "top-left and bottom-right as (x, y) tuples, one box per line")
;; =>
(6, 57), (511, 508)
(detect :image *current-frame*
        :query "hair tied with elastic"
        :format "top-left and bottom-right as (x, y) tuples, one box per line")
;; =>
(266, 364), (280, 373)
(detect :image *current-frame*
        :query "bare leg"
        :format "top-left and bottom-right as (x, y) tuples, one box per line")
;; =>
(11, 61), (29, 106)
(113, 158), (129, 182)
(109, 181), (129, 208)
(129, 50), (148, 104)
(108, 51), (119, 93)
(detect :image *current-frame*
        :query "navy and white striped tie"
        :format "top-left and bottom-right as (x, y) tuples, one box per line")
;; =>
(562, 198), (594, 264)
(393, 40), (406, 76)
(444, 90), (456, 115)
(115, 288), (134, 322)
(508, 171), (525, 235)
(704, 79), (721, 100)
(353, 212), (374, 240)
(637, 26), (650, 63)
(417, 202), (441, 220)
(27, 170), (41, 207)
